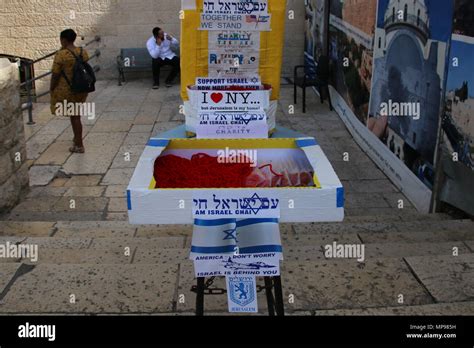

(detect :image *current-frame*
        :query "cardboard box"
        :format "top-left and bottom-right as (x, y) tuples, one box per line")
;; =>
(127, 136), (344, 224)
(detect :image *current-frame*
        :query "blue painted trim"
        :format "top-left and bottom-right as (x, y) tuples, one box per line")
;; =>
(191, 244), (283, 254)
(147, 139), (170, 147)
(191, 245), (238, 253)
(236, 218), (279, 228)
(336, 187), (344, 208)
(296, 138), (318, 148)
(239, 245), (283, 253)
(127, 190), (132, 210)
(194, 218), (236, 227)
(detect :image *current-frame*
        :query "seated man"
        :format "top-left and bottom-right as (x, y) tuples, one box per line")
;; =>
(146, 27), (180, 89)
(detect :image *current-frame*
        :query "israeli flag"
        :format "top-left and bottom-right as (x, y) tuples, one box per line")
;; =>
(190, 218), (283, 259)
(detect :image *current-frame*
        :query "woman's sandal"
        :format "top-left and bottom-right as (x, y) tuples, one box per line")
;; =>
(69, 146), (85, 154)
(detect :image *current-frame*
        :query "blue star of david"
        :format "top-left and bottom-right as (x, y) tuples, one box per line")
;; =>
(241, 193), (265, 215)
(223, 228), (238, 242)
(238, 114), (252, 125)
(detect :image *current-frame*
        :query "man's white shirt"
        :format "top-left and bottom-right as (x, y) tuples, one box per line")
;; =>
(146, 34), (178, 60)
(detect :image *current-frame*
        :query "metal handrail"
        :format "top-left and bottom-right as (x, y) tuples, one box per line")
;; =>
(21, 35), (101, 124)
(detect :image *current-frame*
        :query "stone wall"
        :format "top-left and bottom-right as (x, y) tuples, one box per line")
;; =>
(0, 0), (304, 94)
(0, 58), (29, 213)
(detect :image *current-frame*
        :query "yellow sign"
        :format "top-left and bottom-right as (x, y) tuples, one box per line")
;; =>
(180, 0), (287, 102)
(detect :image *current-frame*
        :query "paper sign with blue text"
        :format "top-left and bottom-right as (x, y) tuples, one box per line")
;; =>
(196, 112), (268, 138)
(226, 275), (258, 313)
(198, 90), (269, 112)
(192, 191), (281, 218)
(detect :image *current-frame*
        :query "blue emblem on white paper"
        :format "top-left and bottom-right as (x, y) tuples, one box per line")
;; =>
(227, 276), (257, 311)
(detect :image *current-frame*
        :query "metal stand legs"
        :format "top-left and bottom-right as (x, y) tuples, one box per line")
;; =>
(192, 276), (285, 316)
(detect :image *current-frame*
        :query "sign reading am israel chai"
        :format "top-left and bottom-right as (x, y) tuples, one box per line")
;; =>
(196, 112), (268, 138)
(192, 191), (281, 219)
(200, 0), (271, 31)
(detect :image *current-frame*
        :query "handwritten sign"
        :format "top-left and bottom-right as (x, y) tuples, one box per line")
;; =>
(203, 0), (269, 15)
(198, 90), (269, 112)
(196, 112), (268, 139)
(192, 191), (280, 218)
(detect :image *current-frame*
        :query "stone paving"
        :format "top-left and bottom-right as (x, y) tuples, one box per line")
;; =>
(0, 79), (473, 315)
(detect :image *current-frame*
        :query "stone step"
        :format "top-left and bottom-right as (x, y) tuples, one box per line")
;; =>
(405, 254), (474, 303)
(293, 219), (474, 236)
(313, 301), (474, 316)
(342, 213), (453, 223)
(3, 238), (470, 265)
(0, 214), (461, 239)
(0, 257), (435, 314)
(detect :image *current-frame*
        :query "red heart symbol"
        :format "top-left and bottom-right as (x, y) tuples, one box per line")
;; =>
(211, 93), (223, 103)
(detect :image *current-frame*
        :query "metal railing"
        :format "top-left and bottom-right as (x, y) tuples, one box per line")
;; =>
(21, 35), (101, 125)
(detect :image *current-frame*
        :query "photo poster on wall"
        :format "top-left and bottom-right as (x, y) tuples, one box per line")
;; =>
(438, 0), (474, 215)
(326, 0), (454, 212)
(304, 0), (328, 77)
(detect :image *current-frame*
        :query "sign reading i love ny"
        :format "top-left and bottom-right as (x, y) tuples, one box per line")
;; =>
(198, 90), (269, 112)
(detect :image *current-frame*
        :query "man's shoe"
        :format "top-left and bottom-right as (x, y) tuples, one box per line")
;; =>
(152, 85), (160, 90)
(165, 82), (172, 88)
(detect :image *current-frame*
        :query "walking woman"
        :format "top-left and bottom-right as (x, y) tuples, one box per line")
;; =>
(50, 29), (90, 153)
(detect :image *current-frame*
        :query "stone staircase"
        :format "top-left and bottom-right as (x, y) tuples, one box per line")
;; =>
(0, 214), (473, 315)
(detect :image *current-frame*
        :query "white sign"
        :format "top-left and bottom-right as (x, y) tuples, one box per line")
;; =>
(192, 191), (281, 218)
(196, 76), (261, 87)
(194, 253), (281, 277)
(203, 0), (269, 15)
(198, 90), (269, 111)
(208, 30), (261, 76)
(226, 276), (258, 313)
(209, 50), (260, 76)
(200, 13), (271, 31)
(196, 112), (268, 139)
(209, 31), (260, 50)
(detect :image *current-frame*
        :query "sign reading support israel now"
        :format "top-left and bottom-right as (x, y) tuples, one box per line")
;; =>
(196, 112), (268, 138)
(192, 191), (281, 218)
(196, 76), (261, 87)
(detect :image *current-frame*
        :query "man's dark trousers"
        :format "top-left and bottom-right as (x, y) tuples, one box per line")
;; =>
(152, 56), (180, 85)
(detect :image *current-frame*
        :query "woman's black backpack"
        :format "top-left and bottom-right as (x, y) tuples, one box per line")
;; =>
(62, 48), (96, 94)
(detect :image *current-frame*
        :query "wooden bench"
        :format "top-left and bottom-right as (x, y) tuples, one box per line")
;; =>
(116, 46), (180, 86)
(116, 48), (152, 86)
